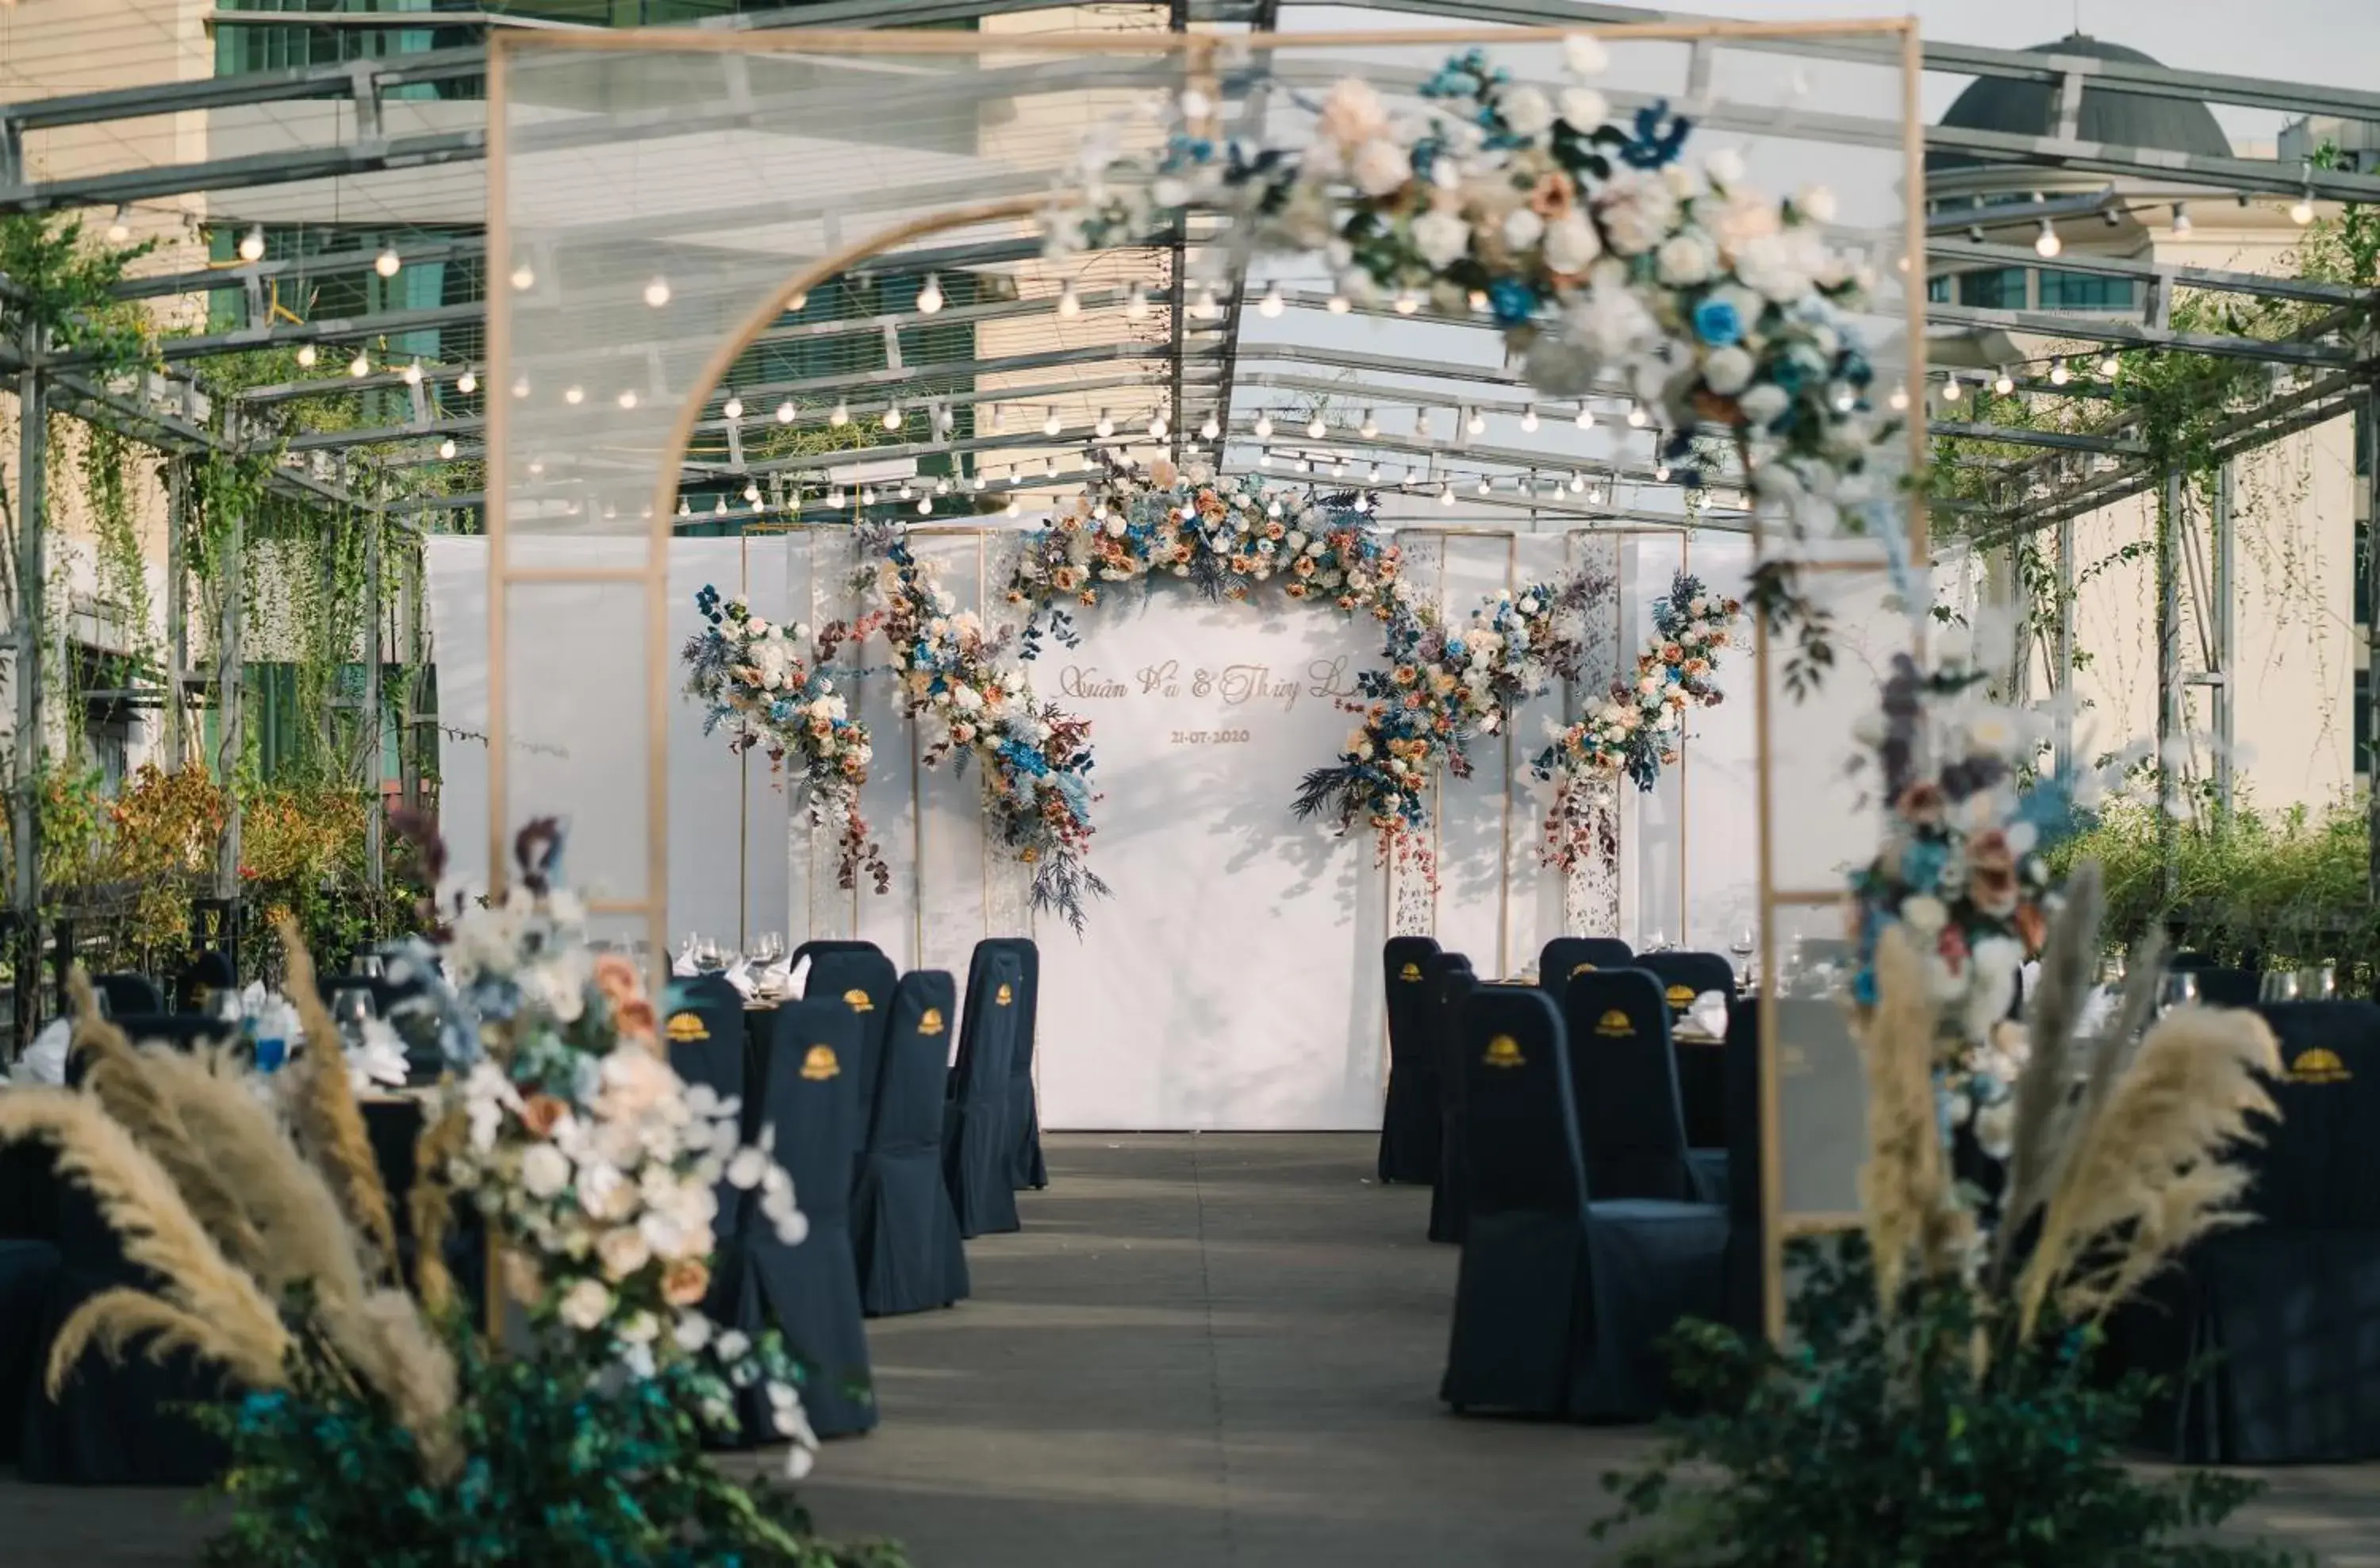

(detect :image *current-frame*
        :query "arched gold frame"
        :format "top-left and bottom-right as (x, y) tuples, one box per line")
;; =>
(486, 18), (1927, 1339)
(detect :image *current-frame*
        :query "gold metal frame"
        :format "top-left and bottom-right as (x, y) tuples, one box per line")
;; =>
(483, 17), (1921, 1341)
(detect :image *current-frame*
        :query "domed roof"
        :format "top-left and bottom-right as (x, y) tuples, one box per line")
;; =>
(1929, 36), (2230, 172)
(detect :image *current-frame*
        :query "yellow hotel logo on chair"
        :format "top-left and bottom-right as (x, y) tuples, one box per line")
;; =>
(1399, 961), (1423, 982)
(1664, 984), (1695, 1008)
(1483, 1034), (1526, 1068)
(996, 982), (1014, 1005)
(664, 1012), (708, 1043)
(1595, 1009), (1633, 1038)
(842, 988), (874, 1013)
(800, 1044), (840, 1081)
(2289, 1047), (2352, 1084)
(1570, 962), (1596, 978)
(919, 1007), (946, 1036)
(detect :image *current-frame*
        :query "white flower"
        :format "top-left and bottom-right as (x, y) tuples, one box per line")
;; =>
(597, 1225), (651, 1280)
(1558, 86), (1608, 129)
(1315, 77), (1392, 148)
(1411, 209), (1472, 268)
(1564, 270), (1660, 364)
(616, 1309), (660, 1346)
(1502, 206), (1545, 252)
(1967, 711), (2020, 759)
(1796, 183), (1838, 225)
(1738, 384), (1790, 425)
(2006, 821), (2040, 855)
(726, 1146), (769, 1189)
(578, 1159), (637, 1221)
(1974, 1098), (2015, 1159)
(1702, 344), (1755, 396)
(1499, 85), (1555, 139)
(1734, 229), (1821, 304)
(1703, 147), (1746, 186)
(715, 1328), (750, 1362)
(1972, 936), (2024, 982)
(1899, 894), (1948, 935)
(1563, 33), (1610, 76)
(1595, 171), (1678, 256)
(558, 1278), (612, 1331)
(1655, 232), (1714, 287)
(1541, 212), (1602, 274)
(674, 1312), (712, 1353)
(520, 1143), (570, 1199)
(1350, 138), (1410, 198)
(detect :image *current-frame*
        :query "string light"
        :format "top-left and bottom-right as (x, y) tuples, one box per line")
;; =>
(401, 360), (423, 386)
(1007, 498), (1022, 517)
(862, 487), (877, 506)
(744, 482), (762, 502)
(827, 486), (846, 507)
(1438, 481), (1456, 505)
(617, 389), (639, 409)
(722, 396), (743, 421)
(438, 437), (456, 459)
(529, 459), (546, 478)
(374, 244), (401, 279)
(1576, 405), (1595, 429)
(916, 274), (944, 314)
(1464, 407), (1485, 436)
(1626, 402), (1648, 428)
(508, 259), (534, 291)
(1655, 459), (1672, 482)
(456, 368), (476, 394)
(1057, 282), (1081, 318)
(1306, 413), (1326, 439)
(1992, 367), (2015, 395)
(1253, 413), (1274, 440)
(2048, 361), (2071, 386)
(678, 498), (692, 517)
(918, 495), (933, 515)
(1568, 471), (1585, 494)
(564, 384), (584, 405)
(1941, 373), (1963, 402)
(295, 344), (317, 369)
(1326, 292), (1350, 314)
(1520, 404), (1539, 432)
(1360, 409), (1378, 438)
(2033, 218), (2061, 258)
(1258, 282), (1285, 317)
(1267, 498), (1284, 519)
(1043, 406), (1062, 436)
(348, 349), (370, 378)
(643, 276), (672, 308)
(1125, 283), (1150, 321)
(882, 404), (903, 430)
(511, 375), (530, 399)
(1393, 291), (1419, 316)
(2098, 351), (2121, 378)
(1095, 409), (1115, 438)
(105, 206), (130, 244)
(1888, 382), (1910, 412)
(239, 226), (266, 263)
(2171, 202), (2194, 236)
(1474, 475), (1491, 495)
(1199, 416), (1221, 441)
(2290, 190), (2316, 225)
(1193, 285), (1220, 321)
(777, 399), (797, 424)
(1148, 411), (1169, 438)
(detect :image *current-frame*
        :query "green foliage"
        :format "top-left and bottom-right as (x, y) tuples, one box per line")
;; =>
(0, 212), (158, 367)
(2049, 797), (2380, 979)
(1594, 1237), (2304, 1568)
(197, 1314), (905, 1568)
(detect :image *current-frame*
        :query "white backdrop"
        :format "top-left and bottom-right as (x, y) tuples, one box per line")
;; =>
(425, 526), (1760, 1131)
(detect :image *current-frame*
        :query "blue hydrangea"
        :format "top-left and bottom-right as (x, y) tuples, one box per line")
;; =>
(1488, 277), (1537, 327)
(1691, 296), (1743, 346)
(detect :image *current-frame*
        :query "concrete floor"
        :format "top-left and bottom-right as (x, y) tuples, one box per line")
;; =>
(5, 1132), (2378, 1564)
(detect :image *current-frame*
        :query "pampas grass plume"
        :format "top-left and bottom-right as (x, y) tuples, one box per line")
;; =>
(277, 917), (401, 1276)
(1854, 924), (1970, 1307)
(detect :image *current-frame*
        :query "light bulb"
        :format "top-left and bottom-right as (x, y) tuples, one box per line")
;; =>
(1942, 374), (1963, 402)
(712, 496), (727, 516)
(862, 487), (877, 505)
(2290, 192), (2316, 225)
(2034, 218), (2061, 258)
(105, 206), (130, 244)
(2171, 202), (2194, 236)
(1259, 282), (1285, 317)
(1057, 282), (1081, 318)
(238, 225), (265, 262)
(830, 399), (849, 427)
(1993, 367), (2015, 395)
(1464, 408), (1485, 436)
(936, 476), (951, 495)
(1326, 293), (1350, 314)
(511, 375), (530, 399)
(296, 344), (317, 369)
(916, 274), (943, 314)
(1437, 482), (1455, 506)
(1360, 409), (1379, 438)
(401, 360), (423, 386)
(1257, 451), (1272, 467)
(564, 384), (584, 405)
(1007, 498), (1022, 517)
(1125, 284), (1149, 321)
(438, 437), (456, 459)
(1095, 409), (1115, 438)
(374, 244), (401, 279)
(1253, 413), (1274, 440)
(643, 276), (672, 308)
(898, 481), (914, 500)
(1576, 405), (1595, 429)
(786, 290), (807, 311)
(1149, 413), (1169, 438)
(2098, 352), (2121, 378)
(743, 482), (761, 502)
(777, 399), (796, 424)
(1353, 495), (1371, 514)
(529, 459), (546, 478)
(1307, 414), (1326, 439)
(1200, 416), (1220, 440)
(722, 396), (743, 421)
(1368, 463), (1382, 481)
(1267, 498), (1284, 519)
(1626, 402), (1648, 428)
(827, 486), (846, 507)
(509, 259), (534, 291)
(1888, 383), (1910, 412)
(1194, 286), (1220, 321)
(1655, 461), (1672, 481)
(456, 369), (476, 394)
(617, 389), (639, 409)
(917, 496), (933, 515)
(1474, 476), (1491, 495)
(1568, 471), (1585, 493)
(678, 498), (692, 517)
(1044, 407), (1063, 436)
(348, 350), (370, 378)
(1393, 291), (1419, 316)
(1043, 457), (1058, 476)
(2048, 362), (2070, 386)
(1520, 404), (1539, 432)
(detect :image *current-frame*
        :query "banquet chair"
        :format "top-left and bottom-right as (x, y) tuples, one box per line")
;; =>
(802, 948), (898, 1184)
(1721, 997), (1766, 1342)
(1634, 950), (1736, 1017)
(852, 970), (970, 1316)
(173, 949), (237, 1014)
(91, 972), (164, 1019)
(789, 938), (881, 977)
(1376, 936), (1443, 1186)
(110, 1013), (241, 1051)
(1558, 968), (1709, 1203)
(1537, 936), (1634, 990)
(1440, 986), (1729, 1422)
(665, 974), (757, 1303)
(734, 998), (875, 1440)
(1425, 953), (1477, 1246)
(945, 947), (1023, 1238)
(973, 937), (1048, 1192)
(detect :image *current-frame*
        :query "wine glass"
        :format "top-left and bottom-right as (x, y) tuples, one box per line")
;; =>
(695, 936), (724, 974)
(1642, 928), (1668, 954)
(2259, 970), (2302, 1005)
(331, 986), (374, 1046)
(2155, 969), (2202, 1016)
(1729, 925), (1756, 990)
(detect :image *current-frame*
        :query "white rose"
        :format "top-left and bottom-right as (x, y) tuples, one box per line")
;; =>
(1411, 209), (1472, 267)
(1541, 211), (1602, 274)
(597, 1224), (652, 1281)
(1703, 147), (1746, 186)
(1558, 86), (1608, 129)
(1656, 233), (1713, 287)
(558, 1277), (612, 1332)
(1499, 85), (1555, 139)
(726, 1146), (769, 1190)
(715, 1328), (751, 1362)
(1350, 137), (1410, 198)
(1502, 206), (1545, 252)
(1974, 1099), (2015, 1159)
(1796, 183), (1839, 225)
(674, 1312), (712, 1353)
(1899, 894), (1948, 936)
(520, 1143), (570, 1199)
(1738, 384), (1790, 425)
(1564, 33), (1610, 76)
(616, 1309), (660, 1346)
(1702, 344), (1755, 395)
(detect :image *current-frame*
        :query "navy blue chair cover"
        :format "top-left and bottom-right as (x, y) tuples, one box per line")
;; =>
(976, 937), (1048, 1192)
(1633, 951), (1736, 1017)
(109, 1012), (240, 1052)
(1425, 955), (1476, 1246)
(1537, 936), (1633, 988)
(736, 998), (875, 1439)
(1720, 998), (1766, 1342)
(173, 950), (237, 1014)
(1441, 985), (1729, 1421)
(945, 948), (1022, 1238)
(1377, 936), (1442, 1186)
(0, 1238), (60, 1465)
(90, 973), (163, 1018)
(790, 938), (879, 977)
(666, 975), (756, 1299)
(853, 971), (970, 1316)
(1560, 969), (1698, 1203)
(802, 949), (898, 1182)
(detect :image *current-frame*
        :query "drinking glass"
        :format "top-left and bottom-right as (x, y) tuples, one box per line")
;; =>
(2155, 969), (2202, 1015)
(695, 937), (724, 973)
(1729, 925), (1756, 966)
(2301, 963), (2338, 1001)
(331, 986), (374, 1047)
(2259, 970), (2303, 1004)
(1642, 928), (1668, 954)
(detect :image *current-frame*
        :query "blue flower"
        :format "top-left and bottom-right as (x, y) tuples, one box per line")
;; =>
(1488, 277), (1537, 326)
(1691, 297), (1743, 346)
(1900, 838), (1950, 892)
(1852, 966), (1878, 1008)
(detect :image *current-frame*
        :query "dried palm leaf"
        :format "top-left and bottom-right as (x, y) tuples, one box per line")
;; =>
(0, 1090), (292, 1397)
(2015, 1005), (2278, 1337)
(277, 918), (400, 1276)
(1990, 861), (2104, 1286)
(1853, 924), (1969, 1307)
(408, 1108), (468, 1315)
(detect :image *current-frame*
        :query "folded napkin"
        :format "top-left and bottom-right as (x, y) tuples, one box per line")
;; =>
(671, 949), (699, 978)
(787, 955), (811, 999)
(724, 958), (756, 999)
(755, 956), (793, 995)
(20, 1017), (71, 1086)
(1689, 991), (1730, 1040)
(345, 1018), (411, 1097)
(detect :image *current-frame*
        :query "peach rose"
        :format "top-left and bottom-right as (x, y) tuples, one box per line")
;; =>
(613, 996), (658, 1043)
(593, 953), (642, 1004)
(520, 1093), (569, 1139)
(662, 1258), (712, 1306)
